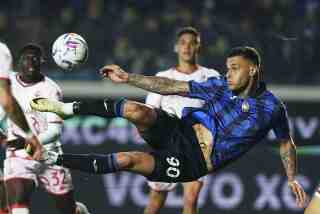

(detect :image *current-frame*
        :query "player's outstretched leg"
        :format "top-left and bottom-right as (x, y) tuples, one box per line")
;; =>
(30, 98), (157, 132)
(43, 150), (155, 177)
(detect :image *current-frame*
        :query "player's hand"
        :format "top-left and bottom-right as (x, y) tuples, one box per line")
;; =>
(25, 135), (43, 160)
(288, 180), (307, 208)
(99, 64), (129, 83)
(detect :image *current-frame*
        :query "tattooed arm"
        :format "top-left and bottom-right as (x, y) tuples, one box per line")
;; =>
(128, 73), (189, 95)
(100, 65), (189, 95)
(279, 137), (297, 182)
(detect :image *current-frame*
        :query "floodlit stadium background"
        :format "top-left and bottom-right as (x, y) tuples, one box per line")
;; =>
(0, 1), (319, 213)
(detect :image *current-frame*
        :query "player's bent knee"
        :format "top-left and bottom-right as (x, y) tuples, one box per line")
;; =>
(116, 152), (155, 176)
(116, 152), (136, 169)
(123, 102), (157, 130)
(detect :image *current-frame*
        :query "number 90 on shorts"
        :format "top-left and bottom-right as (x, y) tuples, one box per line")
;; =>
(166, 156), (180, 178)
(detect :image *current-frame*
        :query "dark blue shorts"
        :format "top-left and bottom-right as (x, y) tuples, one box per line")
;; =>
(141, 109), (208, 182)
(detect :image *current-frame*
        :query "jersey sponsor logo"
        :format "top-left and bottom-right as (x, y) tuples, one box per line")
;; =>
(241, 101), (250, 112)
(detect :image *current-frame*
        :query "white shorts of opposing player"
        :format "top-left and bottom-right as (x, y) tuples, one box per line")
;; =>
(3, 145), (73, 195)
(148, 181), (178, 192)
(10, 208), (30, 214)
(148, 176), (205, 191)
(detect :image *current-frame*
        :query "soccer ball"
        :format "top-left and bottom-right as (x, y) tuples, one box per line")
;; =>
(52, 33), (88, 70)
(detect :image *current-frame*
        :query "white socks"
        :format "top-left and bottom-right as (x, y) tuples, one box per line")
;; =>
(11, 208), (30, 214)
(62, 102), (75, 116)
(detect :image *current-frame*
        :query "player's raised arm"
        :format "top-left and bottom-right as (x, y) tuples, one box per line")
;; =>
(100, 64), (189, 95)
(128, 73), (189, 95)
(0, 80), (30, 134)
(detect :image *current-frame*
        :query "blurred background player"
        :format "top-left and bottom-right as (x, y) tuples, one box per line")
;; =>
(3, 44), (89, 214)
(0, 41), (41, 160)
(144, 27), (220, 214)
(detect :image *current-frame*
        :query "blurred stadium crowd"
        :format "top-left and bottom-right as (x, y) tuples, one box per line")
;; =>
(0, 0), (318, 84)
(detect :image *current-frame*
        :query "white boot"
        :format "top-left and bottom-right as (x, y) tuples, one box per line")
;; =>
(76, 201), (90, 214)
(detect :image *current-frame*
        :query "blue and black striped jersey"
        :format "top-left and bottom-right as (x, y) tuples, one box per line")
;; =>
(182, 76), (290, 170)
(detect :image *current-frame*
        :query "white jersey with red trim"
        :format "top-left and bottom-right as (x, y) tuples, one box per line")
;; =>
(146, 65), (220, 118)
(3, 73), (74, 195)
(7, 73), (63, 147)
(0, 42), (13, 80)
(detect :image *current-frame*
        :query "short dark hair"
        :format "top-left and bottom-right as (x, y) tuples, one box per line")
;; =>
(18, 43), (44, 58)
(227, 46), (261, 68)
(175, 26), (201, 43)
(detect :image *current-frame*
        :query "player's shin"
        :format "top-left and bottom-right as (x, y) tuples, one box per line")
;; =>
(56, 153), (120, 174)
(73, 98), (126, 118)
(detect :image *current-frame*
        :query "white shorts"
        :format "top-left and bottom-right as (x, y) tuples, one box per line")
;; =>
(148, 176), (206, 191)
(4, 148), (73, 195)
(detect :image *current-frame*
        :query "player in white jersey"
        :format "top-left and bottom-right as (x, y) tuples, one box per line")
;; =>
(0, 42), (41, 161)
(0, 42), (40, 214)
(144, 27), (220, 214)
(3, 44), (89, 214)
